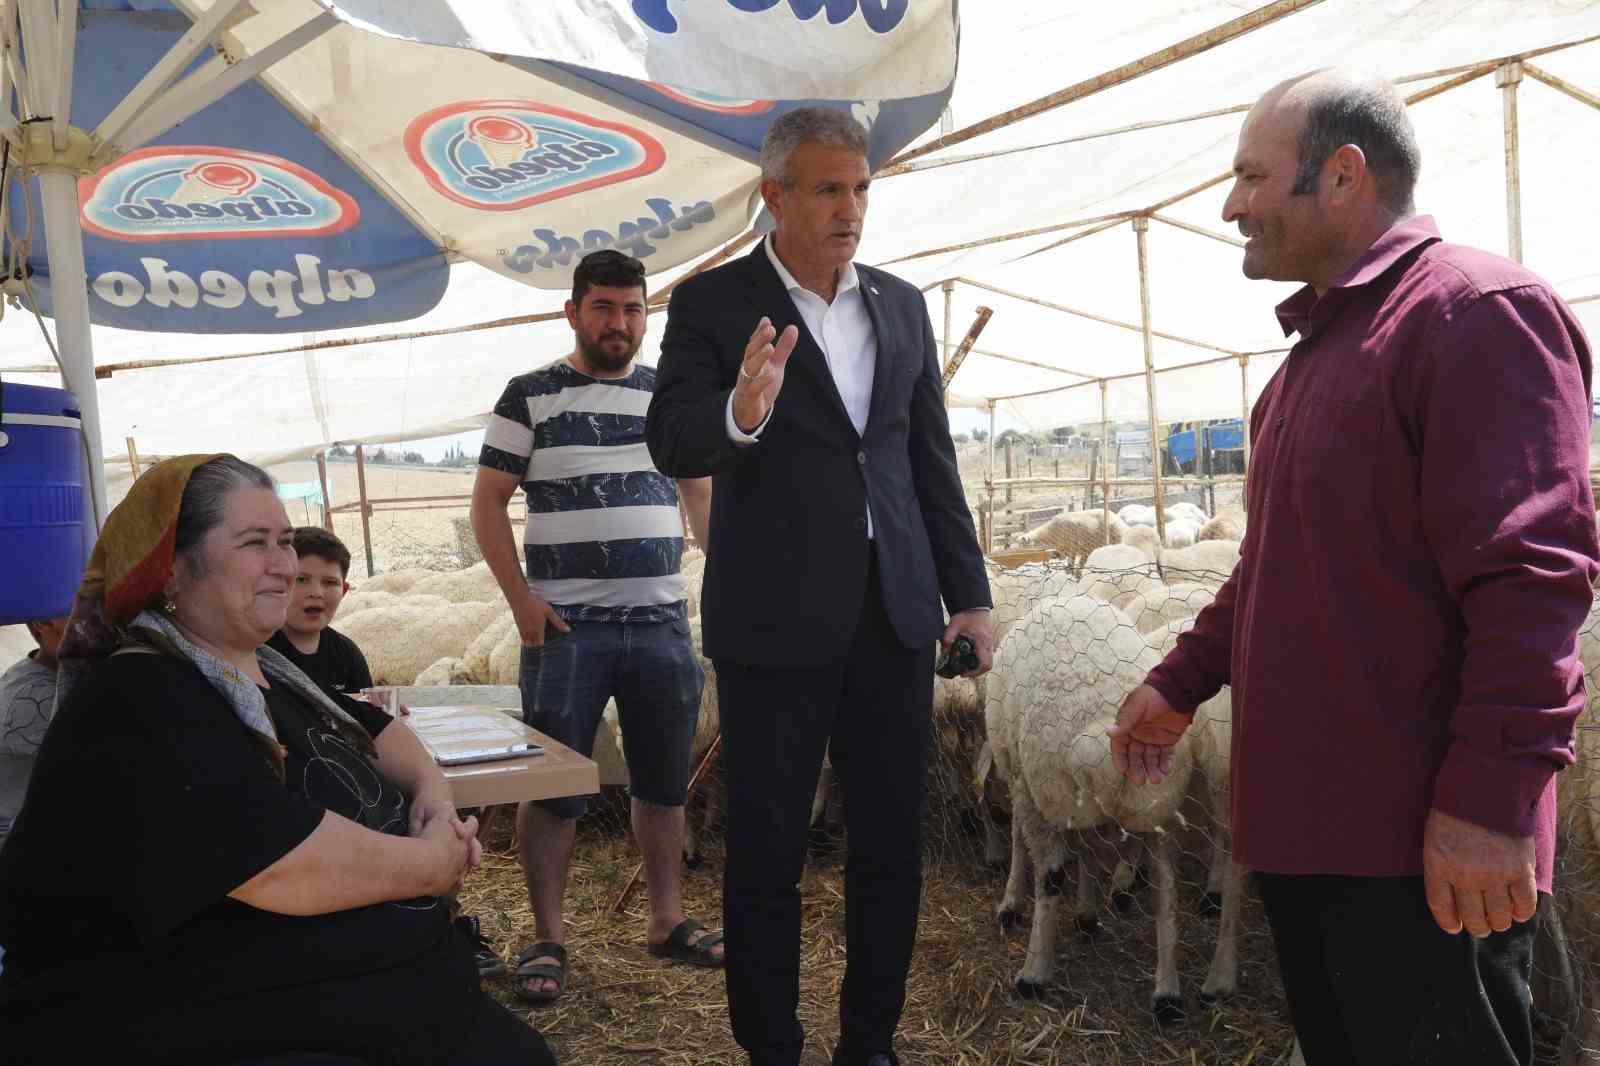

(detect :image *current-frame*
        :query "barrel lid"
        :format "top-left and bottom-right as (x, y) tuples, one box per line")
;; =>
(0, 381), (82, 420)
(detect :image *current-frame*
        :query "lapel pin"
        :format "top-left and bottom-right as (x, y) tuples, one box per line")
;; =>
(868, 284), (880, 296)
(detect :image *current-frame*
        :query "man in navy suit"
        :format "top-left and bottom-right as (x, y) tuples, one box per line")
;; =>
(646, 107), (993, 1066)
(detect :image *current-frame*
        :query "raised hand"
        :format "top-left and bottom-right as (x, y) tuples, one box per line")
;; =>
(731, 316), (800, 433)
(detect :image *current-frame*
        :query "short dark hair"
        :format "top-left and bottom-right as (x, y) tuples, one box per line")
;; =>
(1290, 82), (1420, 214)
(572, 249), (647, 307)
(292, 526), (352, 578)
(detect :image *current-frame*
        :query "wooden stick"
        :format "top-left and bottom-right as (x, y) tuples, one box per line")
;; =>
(1498, 61), (1524, 263)
(957, 276), (1238, 357)
(1523, 62), (1600, 112)
(1100, 380), (1111, 542)
(941, 279), (954, 409)
(939, 305), (993, 391)
(124, 436), (141, 479)
(354, 443), (374, 579)
(1134, 218), (1167, 545)
(315, 450), (334, 533)
(612, 733), (723, 915)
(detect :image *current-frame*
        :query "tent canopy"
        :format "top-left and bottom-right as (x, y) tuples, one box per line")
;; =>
(2, 0), (1597, 471)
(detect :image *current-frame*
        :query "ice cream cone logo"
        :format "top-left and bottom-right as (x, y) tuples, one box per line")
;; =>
(467, 115), (537, 168)
(170, 160), (257, 205)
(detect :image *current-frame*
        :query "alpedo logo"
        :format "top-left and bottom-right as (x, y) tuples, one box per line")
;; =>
(405, 101), (665, 212)
(79, 146), (359, 242)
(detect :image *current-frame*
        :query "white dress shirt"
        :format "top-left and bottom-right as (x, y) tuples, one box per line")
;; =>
(725, 235), (878, 534)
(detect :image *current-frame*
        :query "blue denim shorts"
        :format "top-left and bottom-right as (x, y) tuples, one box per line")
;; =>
(518, 617), (703, 819)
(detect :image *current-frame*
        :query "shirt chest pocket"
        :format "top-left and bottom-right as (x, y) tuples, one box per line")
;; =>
(1286, 395), (1385, 516)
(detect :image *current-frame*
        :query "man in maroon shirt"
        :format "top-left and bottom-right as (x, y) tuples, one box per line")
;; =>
(1110, 70), (1598, 1065)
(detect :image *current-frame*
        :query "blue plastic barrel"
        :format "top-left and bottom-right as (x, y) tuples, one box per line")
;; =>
(0, 382), (88, 624)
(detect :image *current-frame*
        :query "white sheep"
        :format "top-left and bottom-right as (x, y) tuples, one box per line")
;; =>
(1118, 503), (1159, 528)
(1164, 501), (1210, 526)
(1084, 543), (1159, 575)
(976, 559), (1082, 865)
(1119, 582), (1216, 636)
(1157, 539), (1241, 589)
(989, 592), (1236, 1020)
(414, 656), (473, 687)
(1016, 510), (1129, 565)
(337, 600), (503, 685)
(986, 559), (1081, 649)
(463, 611), (515, 684)
(351, 567), (435, 595)
(682, 552), (708, 617)
(1081, 543), (1163, 610)
(1197, 513), (1245, 543)
(1162, 518), (1199, 549)
(408, 561), (506, 604)
(335, 589), (399, 619)
(486, 621), (525, 686)
(1119, 523), (1162, 560)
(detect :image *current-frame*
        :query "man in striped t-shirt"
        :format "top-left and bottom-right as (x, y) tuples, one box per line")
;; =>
(472, 250), (717, 1004)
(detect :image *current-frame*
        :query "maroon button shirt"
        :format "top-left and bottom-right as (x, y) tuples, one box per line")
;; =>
(1147, 216), (1598, 891)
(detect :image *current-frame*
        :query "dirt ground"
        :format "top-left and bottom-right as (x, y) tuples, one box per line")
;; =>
(460, 799), (1304, 1066)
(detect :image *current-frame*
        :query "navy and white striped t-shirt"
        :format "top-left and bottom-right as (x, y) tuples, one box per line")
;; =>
(479, 360), (685, 624)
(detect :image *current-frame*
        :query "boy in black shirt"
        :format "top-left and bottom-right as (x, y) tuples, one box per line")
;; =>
(267, 527), (373, 695)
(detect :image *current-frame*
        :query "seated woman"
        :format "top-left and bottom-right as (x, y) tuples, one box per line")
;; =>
(0, 455), (555, 1066)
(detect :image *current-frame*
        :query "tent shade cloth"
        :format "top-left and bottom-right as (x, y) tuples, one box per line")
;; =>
(0, 1), (1597, 477)
(7, 0), (955, 332)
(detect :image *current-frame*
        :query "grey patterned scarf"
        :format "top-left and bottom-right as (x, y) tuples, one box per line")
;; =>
(126, 610), (378, 778)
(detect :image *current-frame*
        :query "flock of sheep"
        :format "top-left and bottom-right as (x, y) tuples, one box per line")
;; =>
(341, 497), (1600, 1062)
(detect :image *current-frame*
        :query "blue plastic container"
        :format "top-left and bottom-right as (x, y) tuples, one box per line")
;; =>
(0, 383), (89, 624)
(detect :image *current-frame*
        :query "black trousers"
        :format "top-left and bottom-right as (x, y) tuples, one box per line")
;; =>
(1257, 873), (1537, 1066)
(715, 551), (934, 1066)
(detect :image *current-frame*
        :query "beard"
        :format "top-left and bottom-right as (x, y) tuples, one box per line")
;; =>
(577, 330), (639, 373)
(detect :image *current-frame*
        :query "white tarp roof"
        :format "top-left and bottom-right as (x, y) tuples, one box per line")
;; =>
(2, 0), (1598, 468)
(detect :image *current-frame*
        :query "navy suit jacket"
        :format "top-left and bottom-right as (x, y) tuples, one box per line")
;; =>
(645, 244), (990, 669)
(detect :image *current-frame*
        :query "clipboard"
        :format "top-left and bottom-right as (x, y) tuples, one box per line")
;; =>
(402, 704), (546, 766)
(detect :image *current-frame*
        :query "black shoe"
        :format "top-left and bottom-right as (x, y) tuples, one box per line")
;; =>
(456, 914), (506, 978)
(831, 1051), (897, 1066)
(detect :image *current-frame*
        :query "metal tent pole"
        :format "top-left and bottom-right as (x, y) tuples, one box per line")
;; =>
(1134, 218), (1166, 545)
(37, 170), (105, 531)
